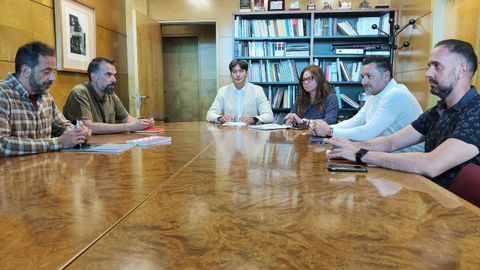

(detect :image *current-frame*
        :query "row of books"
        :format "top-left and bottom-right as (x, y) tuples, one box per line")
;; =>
(248, 59), (300, 83)
(313, 58), (363, 82)
(266, 86), (298, 109)
(234, 18), (311, 38)
(264, 84), (361, 110)
(234, 41), (310, 57)
(235, 42), (390, 58)
(313, 14), (389, 36)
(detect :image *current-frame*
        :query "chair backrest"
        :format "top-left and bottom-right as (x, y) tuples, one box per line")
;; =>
(449, 163), (480, 207)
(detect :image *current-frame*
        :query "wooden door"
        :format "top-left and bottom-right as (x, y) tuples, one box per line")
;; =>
(136, 11), (164, 118)
(162, 37), (200, 122)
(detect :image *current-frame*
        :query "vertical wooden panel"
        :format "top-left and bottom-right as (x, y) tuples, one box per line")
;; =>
(390, 0), (432, 109)
(0, 0), (128, 113)
(32, 1), (56, 46)
(162, 24), (217, 122)
(136, 11), (164, 118)
(444, 0), (479, 86)
(79, 0), (126, 35)
(0, 61), (14, 79)
(163, 37), (199, 122)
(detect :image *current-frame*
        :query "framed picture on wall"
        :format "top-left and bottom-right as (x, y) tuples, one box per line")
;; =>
(54, 0), (96, 72)
(268, 0), (285, 11)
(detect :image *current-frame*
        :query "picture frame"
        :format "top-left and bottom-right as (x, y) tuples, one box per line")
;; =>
(268, 0), (285, 11)
(240, 0), (252, 11)
(54, 0), (96, 72)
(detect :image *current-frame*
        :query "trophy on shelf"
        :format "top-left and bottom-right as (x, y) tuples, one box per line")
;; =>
(254, 0), (265, 12)
(338, 1), (352, 9)
(322, 2), (332, 10)
(307, 0), (316, 10)
(359, 0), (371, 9)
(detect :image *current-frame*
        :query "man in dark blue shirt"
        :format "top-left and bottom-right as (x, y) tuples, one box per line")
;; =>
(325, 39), (480, 188)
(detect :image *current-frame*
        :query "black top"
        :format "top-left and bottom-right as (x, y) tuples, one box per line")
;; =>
(411, 87), (480, 188)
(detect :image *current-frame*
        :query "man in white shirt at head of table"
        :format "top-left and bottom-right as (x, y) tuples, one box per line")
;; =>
(206, 59), (273, 125)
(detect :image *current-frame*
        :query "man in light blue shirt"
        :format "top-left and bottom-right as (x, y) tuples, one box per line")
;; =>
(310, 56), (423, 152)
(206, 59), (273, 124)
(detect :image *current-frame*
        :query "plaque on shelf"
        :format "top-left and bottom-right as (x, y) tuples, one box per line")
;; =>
(268, 0), (285, 11)
(289, 1), (300, 11)
(240, 0), (252, 12)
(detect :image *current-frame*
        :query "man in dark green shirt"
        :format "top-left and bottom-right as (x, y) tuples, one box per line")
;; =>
(63, 57), (153, 134)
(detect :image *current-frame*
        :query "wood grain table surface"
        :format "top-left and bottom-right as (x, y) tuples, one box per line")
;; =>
(1, 122), (479, 269)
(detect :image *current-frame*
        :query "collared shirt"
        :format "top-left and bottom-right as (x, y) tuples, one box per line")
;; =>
(290, 93), (339, 124)
(412, 87), (480, 188)
(0, 73), (73, 157)
(63, 82), (129, 123)
(234, 86), (245, 121)
(331, 79), (424, 152)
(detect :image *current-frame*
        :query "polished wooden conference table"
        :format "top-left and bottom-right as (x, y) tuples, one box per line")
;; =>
(1, 122), (479, 269)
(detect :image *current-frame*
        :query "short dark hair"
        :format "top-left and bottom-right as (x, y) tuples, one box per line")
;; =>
(87, 57), (116, 81)
(362, 56), (392, 78)
(229, 59), (248, 72)
(435, 39), (478, 76)
(15, 41), (55, 75)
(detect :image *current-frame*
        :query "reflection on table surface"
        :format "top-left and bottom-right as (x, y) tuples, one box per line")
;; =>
(1, 122), (479, 269)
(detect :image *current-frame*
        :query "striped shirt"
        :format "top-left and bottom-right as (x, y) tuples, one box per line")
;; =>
(0, 73), (73, 157)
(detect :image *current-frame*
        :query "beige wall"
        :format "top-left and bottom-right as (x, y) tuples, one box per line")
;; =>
(0, 0), (128, 111)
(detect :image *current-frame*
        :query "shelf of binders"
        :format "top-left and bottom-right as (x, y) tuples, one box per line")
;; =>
(234, 12), (312, 39)
(234, 41), (311, 58)
(233, 9), (395, 118)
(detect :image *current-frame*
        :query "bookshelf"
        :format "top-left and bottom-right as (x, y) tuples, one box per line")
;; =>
(233, 9), (395, 119)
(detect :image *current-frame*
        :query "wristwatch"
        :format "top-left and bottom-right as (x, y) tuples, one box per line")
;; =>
(355, 148), (369, 164)
(301, 118), (310, 125)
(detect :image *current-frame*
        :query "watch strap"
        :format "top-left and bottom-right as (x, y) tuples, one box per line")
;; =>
(355, 148), (369, 164)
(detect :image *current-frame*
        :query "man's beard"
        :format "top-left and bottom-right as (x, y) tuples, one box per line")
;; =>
(429, 79), (454, 100)
(102, 83), (115, 95)
(29, 73), (52, 95)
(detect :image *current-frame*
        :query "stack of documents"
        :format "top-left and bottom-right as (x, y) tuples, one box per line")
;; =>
(133, 127), (165, 133)
(249, 124), (289, 130)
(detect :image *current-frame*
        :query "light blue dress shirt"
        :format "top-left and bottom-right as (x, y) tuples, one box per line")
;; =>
(234, 86), (245, 121)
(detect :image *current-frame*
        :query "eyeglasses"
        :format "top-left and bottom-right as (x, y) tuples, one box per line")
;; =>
(302, 76), (315, 83)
